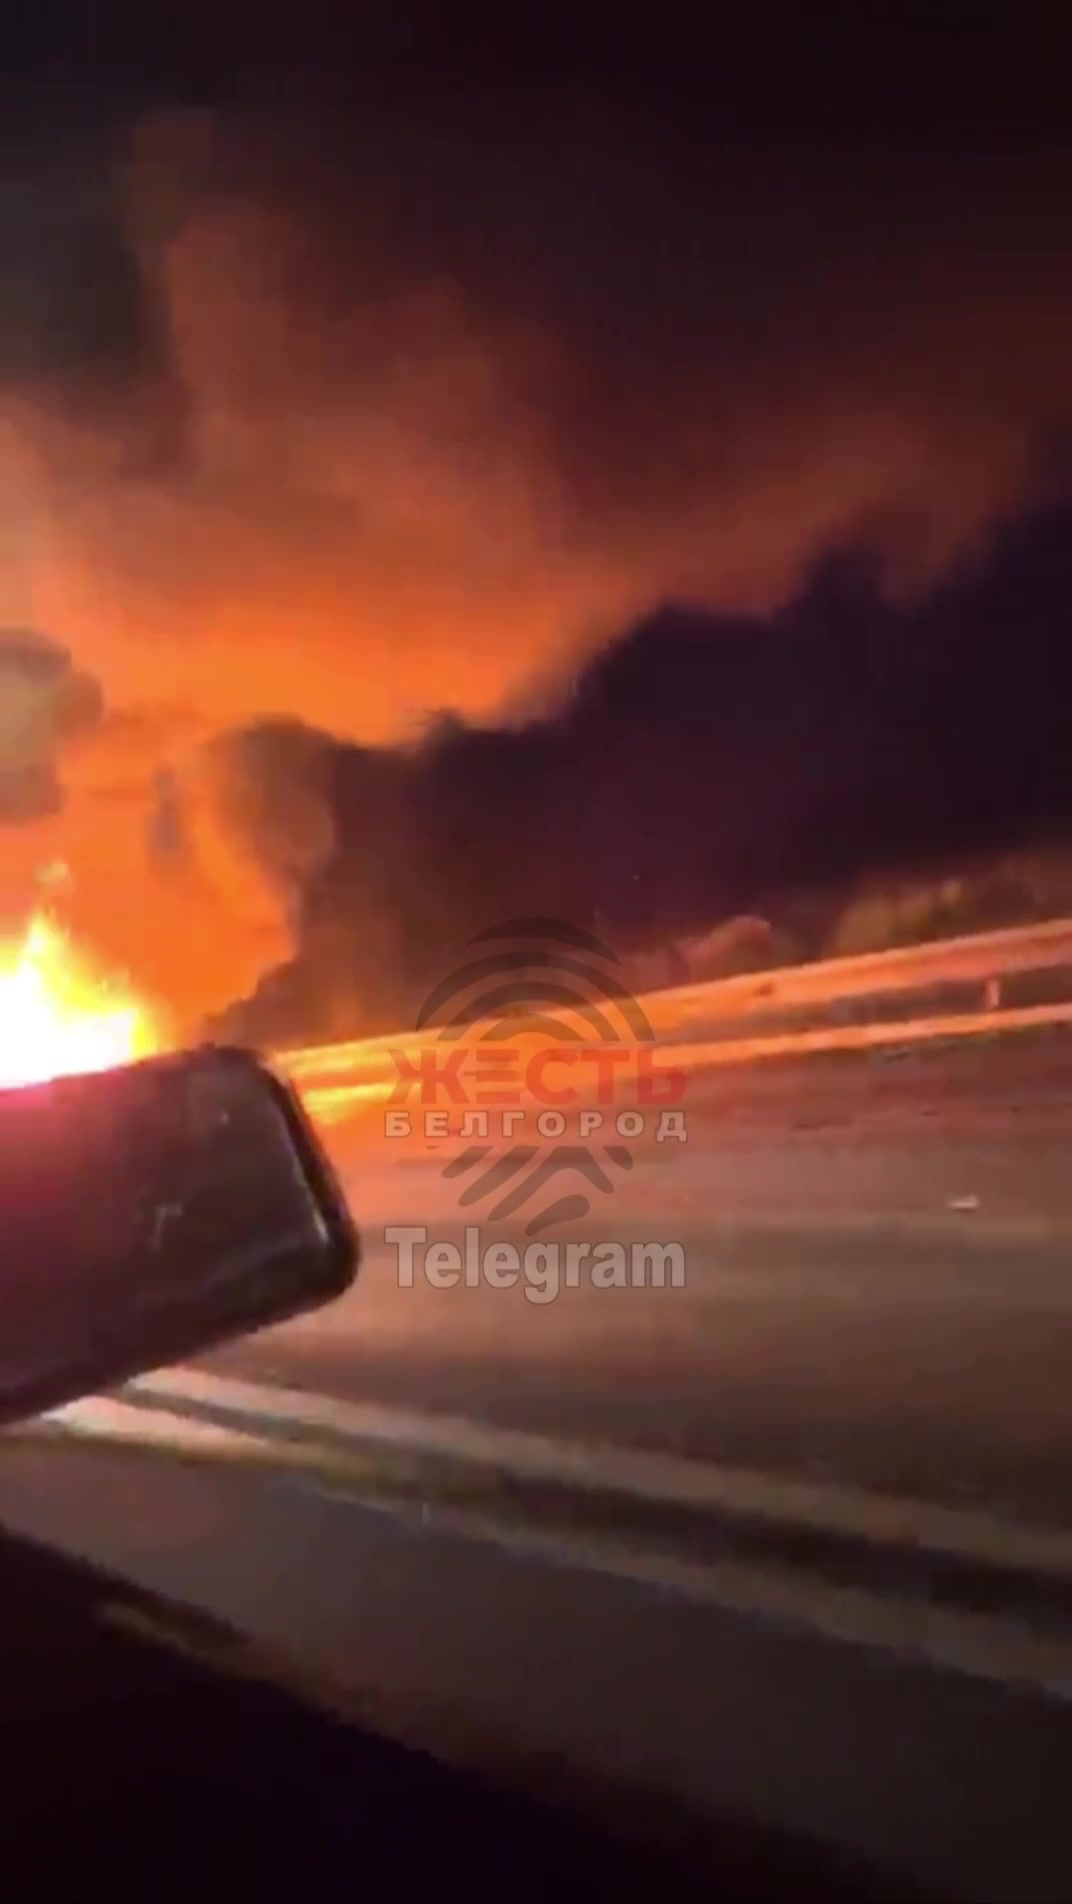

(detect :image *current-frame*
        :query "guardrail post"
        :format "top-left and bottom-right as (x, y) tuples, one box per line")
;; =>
(983, 977), (1002, 1012)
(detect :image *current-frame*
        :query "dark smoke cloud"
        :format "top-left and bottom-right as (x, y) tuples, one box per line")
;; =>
(220, 495), (1072, 1039)
(4, 28), (1072, 1016)
(0, 135), (165, 406)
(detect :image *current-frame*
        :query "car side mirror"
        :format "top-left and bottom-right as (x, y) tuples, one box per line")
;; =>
(0, 1044), (359, 1424)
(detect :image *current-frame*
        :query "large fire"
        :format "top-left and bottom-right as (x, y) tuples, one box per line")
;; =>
(0, 913), (158, 1090)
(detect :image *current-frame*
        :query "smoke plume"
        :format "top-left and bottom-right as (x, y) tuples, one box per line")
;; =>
(4, 53), (1072, 1022)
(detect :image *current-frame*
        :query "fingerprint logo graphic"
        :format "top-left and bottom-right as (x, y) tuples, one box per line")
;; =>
(415, 919), (655, 1235)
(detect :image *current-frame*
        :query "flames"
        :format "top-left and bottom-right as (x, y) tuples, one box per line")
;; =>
(0, 911), (158, 1090)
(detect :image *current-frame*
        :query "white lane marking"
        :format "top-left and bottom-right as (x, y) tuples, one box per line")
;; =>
(25, 1394), (1072, 1701)
(43, 1396), (269, 1456)
(293, 1475), (1072, 1702)
(125, 1365), (1072, 1582)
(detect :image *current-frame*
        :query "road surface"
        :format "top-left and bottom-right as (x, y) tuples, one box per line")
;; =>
(0, 1500), (717, 1903)
(0, 1437), (1070, 1904)
(9, 1026), (1072, 1901)
(198, 1029), (1072, 1527)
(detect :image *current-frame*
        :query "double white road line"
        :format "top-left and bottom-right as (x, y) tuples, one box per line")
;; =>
(31, 1365), (1072, 1703)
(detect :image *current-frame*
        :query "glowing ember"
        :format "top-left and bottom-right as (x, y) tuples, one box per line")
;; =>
(0, 913), (157, 1090)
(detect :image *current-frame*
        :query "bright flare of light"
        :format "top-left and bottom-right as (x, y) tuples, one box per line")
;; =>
(0, 913), (158, 1089)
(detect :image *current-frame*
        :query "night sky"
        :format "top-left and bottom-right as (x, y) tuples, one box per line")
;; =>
(4, 13), (1072, 1031)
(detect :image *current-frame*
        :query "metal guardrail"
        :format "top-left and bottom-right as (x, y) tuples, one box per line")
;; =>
(287, 1000), (1072, 1128)
(276, 915), (1072, 1087)
(651, 914), (1072, 1030)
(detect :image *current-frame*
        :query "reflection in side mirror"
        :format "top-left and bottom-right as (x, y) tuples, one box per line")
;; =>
(0, 1044), (360, 1426)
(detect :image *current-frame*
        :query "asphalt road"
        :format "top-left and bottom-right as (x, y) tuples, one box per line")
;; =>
(196, 1031), (1072, 1526)
(1, 1439), (1070, 1904)
(0, 1500), (710, 1903)
(9, 1029), (1072, 1902)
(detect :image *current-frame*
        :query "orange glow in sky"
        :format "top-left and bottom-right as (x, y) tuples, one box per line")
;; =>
(0, 911), (158, 1089)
